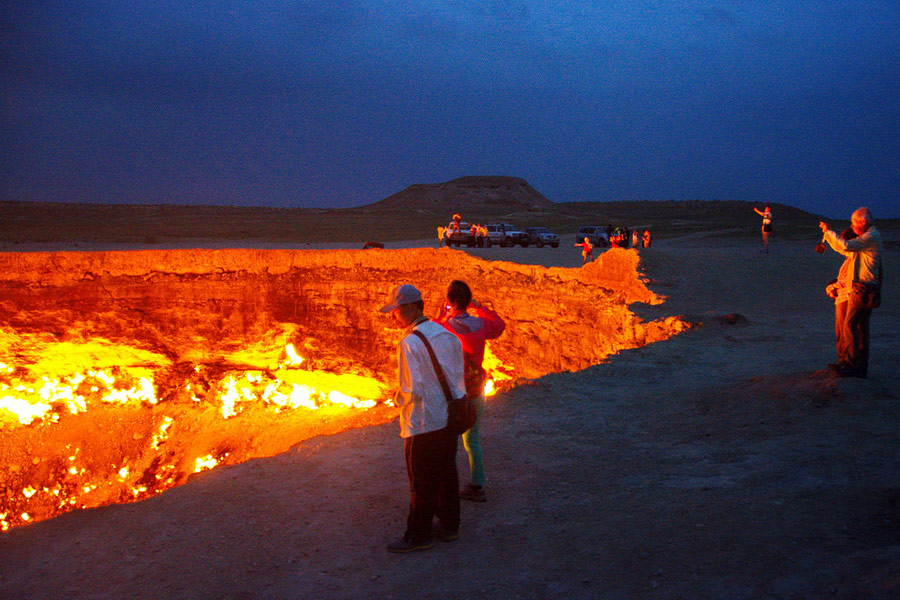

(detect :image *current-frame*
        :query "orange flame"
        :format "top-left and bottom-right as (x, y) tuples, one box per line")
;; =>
(482, 345), (513, 396)
(0, 341), (396, 531)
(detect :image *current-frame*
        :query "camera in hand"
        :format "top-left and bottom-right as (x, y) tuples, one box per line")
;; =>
(817, 227), (856, 253)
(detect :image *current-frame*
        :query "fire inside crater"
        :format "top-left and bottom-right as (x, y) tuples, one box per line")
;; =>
(0, 247), (689, 530)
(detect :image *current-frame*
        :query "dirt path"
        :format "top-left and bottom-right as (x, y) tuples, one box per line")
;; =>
(1, 237), (897, 599)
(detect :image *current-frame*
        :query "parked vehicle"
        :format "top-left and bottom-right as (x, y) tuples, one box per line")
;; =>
(524, 226), (560, 248)
(576, 226), (609, 247)
(484, 223), (528, 247)
(443, 222), (478, 247)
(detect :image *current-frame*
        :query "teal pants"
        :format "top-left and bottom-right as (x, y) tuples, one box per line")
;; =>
(461, 393), (486, 486)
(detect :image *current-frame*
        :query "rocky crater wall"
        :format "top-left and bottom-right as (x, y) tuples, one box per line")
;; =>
(0, 247), (680, 381)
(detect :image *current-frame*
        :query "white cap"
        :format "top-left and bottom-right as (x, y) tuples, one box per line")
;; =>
(378, 284), (422, 313)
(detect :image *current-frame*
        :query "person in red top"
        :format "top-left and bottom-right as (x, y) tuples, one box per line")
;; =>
(436, 280), (505, 502)
(574, 237), (593, 264)
(753, 205), (773, 252)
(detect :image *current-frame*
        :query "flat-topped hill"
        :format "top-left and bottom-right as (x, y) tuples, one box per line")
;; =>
(364, 175), (555, 215)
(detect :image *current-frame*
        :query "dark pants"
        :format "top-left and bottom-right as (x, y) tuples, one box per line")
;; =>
(403, 427), (459, 543)
(835, 295), (872, 375)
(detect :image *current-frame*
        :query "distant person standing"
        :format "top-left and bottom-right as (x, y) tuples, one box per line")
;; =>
(436, 280), (505, 503)
(379, 284), (465, 552)
(631, 230), (640, 248)
(575, 237), (594, 264)
(753, 206), (773, 252)
(642, 229), (652, 248)
(448, 213), (462, 235)
(818, 208), (883, 378)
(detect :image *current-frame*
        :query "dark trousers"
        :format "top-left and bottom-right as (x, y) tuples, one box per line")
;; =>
(403, 427), (459, 543)
(835, 295), (872, 375)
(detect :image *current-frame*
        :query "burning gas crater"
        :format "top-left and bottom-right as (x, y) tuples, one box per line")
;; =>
(0, 247), (688, 531)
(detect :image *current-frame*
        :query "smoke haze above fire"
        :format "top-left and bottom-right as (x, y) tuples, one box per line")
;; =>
(2, 1), (898, 218)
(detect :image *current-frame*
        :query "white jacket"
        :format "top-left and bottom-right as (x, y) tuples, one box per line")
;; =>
(394, 319), (465, 438)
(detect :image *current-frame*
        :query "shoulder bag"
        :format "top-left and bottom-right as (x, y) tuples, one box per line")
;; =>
(411, 330), (477, 435)
(851, 259), (883, 309)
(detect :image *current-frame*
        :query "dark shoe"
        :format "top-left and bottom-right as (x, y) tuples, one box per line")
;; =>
(386, 537), (433, 554)
(433, 525), (459, 542)
(459, 484), (486, 503)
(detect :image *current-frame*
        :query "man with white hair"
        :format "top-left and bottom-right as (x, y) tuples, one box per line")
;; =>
(819, 207), (883, 378)
(378, 283), (466, 552)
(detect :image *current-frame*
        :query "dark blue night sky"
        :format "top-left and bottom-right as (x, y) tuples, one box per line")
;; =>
(2, 1), (897, 218)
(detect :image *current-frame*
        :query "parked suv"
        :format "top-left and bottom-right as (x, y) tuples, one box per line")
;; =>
(485, 223), (528, 247)
(576, 226), (609, 247)
(523, 226), (560, 248)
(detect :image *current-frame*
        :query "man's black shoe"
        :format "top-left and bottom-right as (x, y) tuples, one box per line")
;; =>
(433, 526), (459, 542)
(387, 537), (433, 553)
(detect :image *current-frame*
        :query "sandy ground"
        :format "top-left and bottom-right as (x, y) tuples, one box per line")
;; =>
(0, 233), (897, 600)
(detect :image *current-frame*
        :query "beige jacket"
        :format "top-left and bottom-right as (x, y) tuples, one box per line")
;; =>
(824, 226), (882, 303)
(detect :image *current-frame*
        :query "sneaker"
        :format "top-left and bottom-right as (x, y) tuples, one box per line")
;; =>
(386, 537), (433, 553)
(459, 484), (486, 503)
(433, 526), (459, 542)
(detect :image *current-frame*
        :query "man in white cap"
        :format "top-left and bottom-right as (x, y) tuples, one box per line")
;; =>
(819, 207), (883, 378)
(379, 283), (466, 553)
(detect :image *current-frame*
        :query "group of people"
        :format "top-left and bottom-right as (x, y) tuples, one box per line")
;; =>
(629, 229), (651, 249)
(573, 228), (653, 265)
(606, 225), (652, 249)
(378, 279), (505, 553)
(376, 205), (883, 554)
(753, 203), (883, 377)
(439, 213), (489, 246)
(464, 224), (489, 245)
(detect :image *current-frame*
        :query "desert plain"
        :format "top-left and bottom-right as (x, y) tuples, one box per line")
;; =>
(0, 206), (897, 599)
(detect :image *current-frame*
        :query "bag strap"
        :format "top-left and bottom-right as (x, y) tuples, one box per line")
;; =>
(411, 329), (454, 404)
